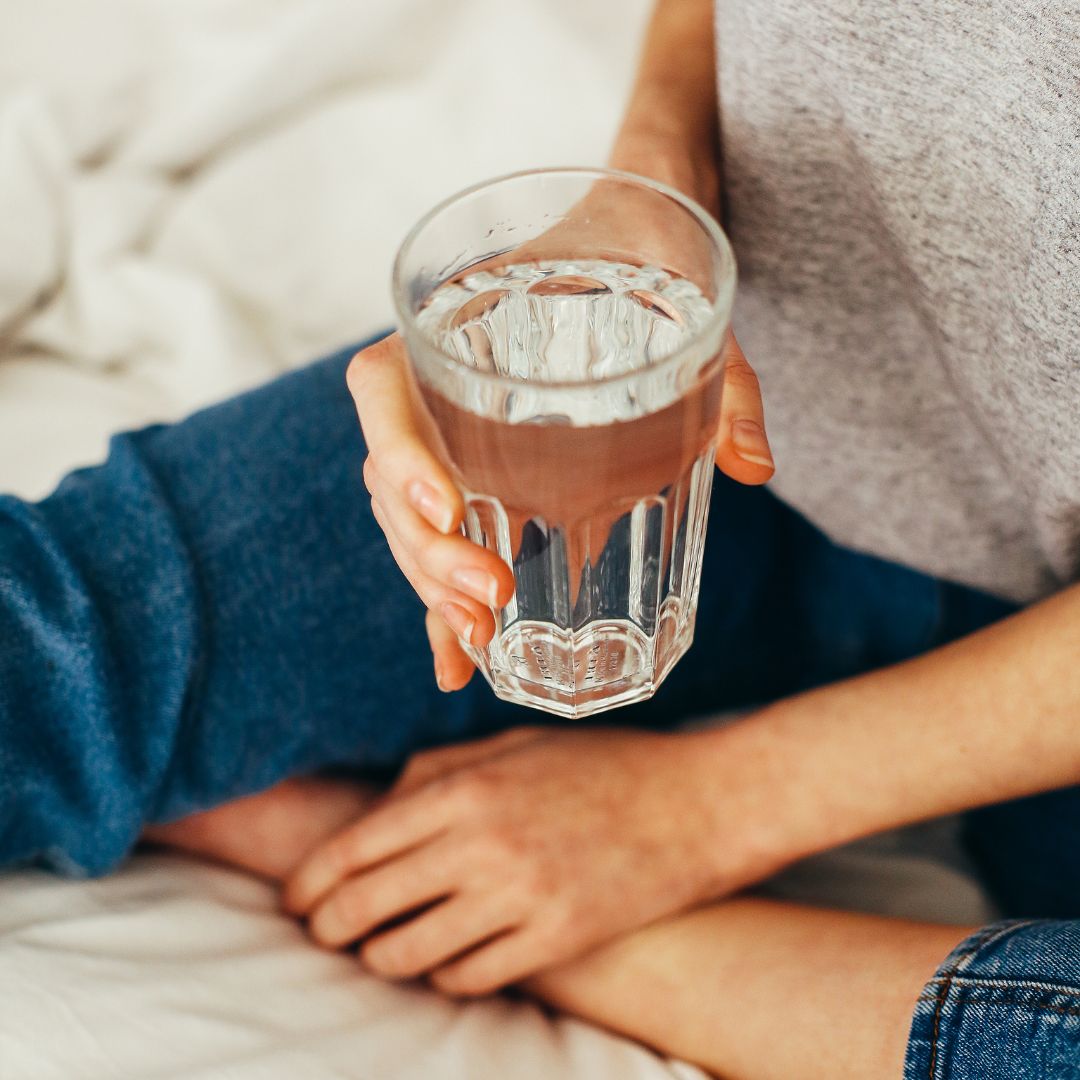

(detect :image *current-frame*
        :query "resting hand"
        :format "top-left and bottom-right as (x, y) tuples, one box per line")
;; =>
(143, 778), (378, 882)
(282, 727), (753, 996)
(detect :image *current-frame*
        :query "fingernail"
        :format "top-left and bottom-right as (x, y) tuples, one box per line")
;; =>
(434, 662), (450, 692)
(439, 601), (476, 645)
(450, 567), (500, 608)
(731, 419), (774, 467)
(408, 480), (454, 534)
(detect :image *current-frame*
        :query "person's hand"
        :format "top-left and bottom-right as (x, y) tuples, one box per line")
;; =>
(351, 335), (769, 694)
(281, 727), (764, 997)
(348, 331), (516, 694)
(352, 124), (772, 694)
(606, 124), (774, 483)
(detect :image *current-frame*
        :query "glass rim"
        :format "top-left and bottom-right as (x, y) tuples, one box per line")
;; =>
(391, 166), (737, 394)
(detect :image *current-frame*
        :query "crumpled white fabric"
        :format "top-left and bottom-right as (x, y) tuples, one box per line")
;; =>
(0, 830), (995, 1080)
(0, 0), (648, 497)
(0, 855), (713, 1080)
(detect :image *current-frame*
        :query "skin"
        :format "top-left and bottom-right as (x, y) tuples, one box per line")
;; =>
(148, 778), (969, 1080)
(152, 0), (1080, 1075)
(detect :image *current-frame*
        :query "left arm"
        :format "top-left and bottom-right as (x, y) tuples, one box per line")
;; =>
(711, 579), (1080, 875)
(280, 580), (1080, 993)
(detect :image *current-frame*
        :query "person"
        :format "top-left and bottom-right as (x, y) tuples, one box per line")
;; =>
(1, 0), (1078, 1076)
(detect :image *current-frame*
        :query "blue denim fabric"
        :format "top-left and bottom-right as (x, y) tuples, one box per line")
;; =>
(1, 340), (1077, 1074)
(905, 920), (1080, 1079)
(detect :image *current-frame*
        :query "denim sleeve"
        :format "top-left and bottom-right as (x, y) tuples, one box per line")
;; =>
(0, 344), (436, 877)
(905, 919), (1080, 1079)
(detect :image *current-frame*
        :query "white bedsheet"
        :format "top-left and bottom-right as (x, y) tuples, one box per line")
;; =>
(0, 855), (711, 1080)
(0, 3), (997, 1077)
(0, 835), (995, 1080)
(0, 0), (651, 499)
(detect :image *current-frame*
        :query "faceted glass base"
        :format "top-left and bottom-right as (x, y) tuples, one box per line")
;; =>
(471, 599), (697, 719)
(462, 445), (717, 718)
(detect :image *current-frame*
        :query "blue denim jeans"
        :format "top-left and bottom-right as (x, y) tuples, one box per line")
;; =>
(1, 341), (1078, 1076)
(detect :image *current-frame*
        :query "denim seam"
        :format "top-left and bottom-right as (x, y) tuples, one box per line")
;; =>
(926, 920), (1038, 1079)
(924, 996), (1080, 1019)
(946, 975), (1080, 997)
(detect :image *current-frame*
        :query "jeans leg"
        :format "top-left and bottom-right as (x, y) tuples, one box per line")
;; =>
(905, 920), (1080, 1079)
(0, 334), (815, 876)
(1, 338), (476, 875)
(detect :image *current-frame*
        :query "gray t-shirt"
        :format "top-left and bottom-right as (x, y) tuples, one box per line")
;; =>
(715, 1), (1079, 602)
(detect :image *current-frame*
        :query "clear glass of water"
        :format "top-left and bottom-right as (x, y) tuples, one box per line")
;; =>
(393, 167), (736, 718)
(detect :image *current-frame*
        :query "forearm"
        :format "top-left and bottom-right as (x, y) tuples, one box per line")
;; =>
(620, 0), (717, 143)
(610, 0), (719, 204)
(709, 583), (1080, 876)
(526, 898), (965, 1080)
(144, 778), (377, 881)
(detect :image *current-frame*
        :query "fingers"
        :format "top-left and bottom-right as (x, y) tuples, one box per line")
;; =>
(370, 494), (496, 649)
(361, 896), (517, 980)
(713, 335), (775, 486)
(429, 928), (544, 997)
(393, 726), (548, 796)
(307, 842), (455, 948)
(366, 469), (514, 610)
(348, 334), (461, 534)
(283, 787), (449, 915)
(349, 334), (516, 684)
(425, 610), (476, 693)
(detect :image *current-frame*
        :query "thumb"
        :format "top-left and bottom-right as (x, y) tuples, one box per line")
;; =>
(714, 335), (775, 485)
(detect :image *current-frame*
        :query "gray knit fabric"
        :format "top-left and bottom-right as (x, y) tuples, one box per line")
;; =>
(715, 1), (1079, 601)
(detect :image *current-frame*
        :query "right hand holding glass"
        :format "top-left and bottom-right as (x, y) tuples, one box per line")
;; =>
(348, 333), (515, 692)
(347, 330), (772, 692)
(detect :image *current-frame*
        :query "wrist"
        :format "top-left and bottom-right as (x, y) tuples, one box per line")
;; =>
(608, 123), (720, 213)
(671, 724), (792, 898)
(683, 702), (866, 897)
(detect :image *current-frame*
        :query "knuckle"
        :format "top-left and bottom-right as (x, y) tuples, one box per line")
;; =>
(451, 770), (497, 812)
(543, 901), (577, 942)
(723, 356), (761, 393)
(346, 338), (396, 395)
(484, 825), (529, 866)
(411, 538), (442, 578)
(362, 939), (412, 978)
(362, 455), (379, 494)
(369, 495), (385, 529)
(346, 351), (375, 397)
(329, 832), (369, 882)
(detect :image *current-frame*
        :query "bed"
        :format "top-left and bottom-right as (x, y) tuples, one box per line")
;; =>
(0, 3), (996, 1076)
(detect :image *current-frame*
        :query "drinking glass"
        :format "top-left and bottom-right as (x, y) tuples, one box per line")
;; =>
(393, 167), (736, 717)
